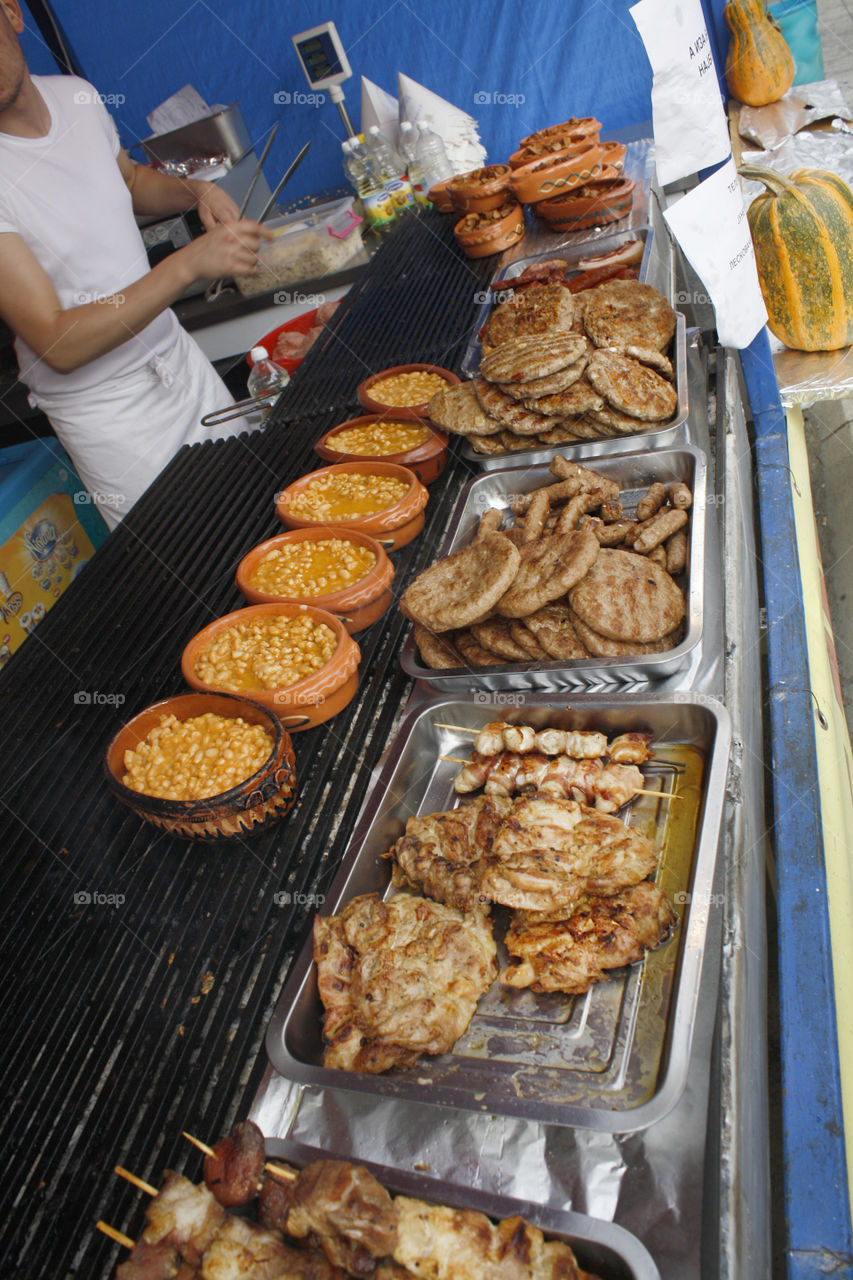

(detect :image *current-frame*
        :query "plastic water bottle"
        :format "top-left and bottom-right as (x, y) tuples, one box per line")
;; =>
(247, 346), (289, 423)
(414, 119), (453, 194)
(342, 136), (395, 235)
(366, 125), (414, 214)
(399, 120), (428, 206)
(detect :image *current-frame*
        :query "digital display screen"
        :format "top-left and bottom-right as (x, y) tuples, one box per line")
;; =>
(295, 31), (343, 83)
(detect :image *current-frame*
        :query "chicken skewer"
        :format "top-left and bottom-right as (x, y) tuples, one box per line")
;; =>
(441, 752), (669, 812)
(434, 720), (653, 764)
(106, 1155), (603, 1280)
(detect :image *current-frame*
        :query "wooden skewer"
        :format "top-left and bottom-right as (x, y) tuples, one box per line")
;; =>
(183, 1130), (297, 1181)
(97, 1220), (135, 1250)
(434, 722), (477, 733)
(437, 759), (674, 801)
(183, 1131), (215, 1157)
(114, 1165), (157, 1196)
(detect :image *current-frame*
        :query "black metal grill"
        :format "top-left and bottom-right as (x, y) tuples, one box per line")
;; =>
(0, 210), (491, 1279)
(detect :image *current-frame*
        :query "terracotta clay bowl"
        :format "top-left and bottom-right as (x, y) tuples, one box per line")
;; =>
(181, 602), (361, 731)
(314, 415), (448, 485)
(447, 164), (513, 213)
(104, 691), (297, 840)
(235, 526), (394, 634)
(453, 201), (525, 257)
(357, 363), (460, 420)
(275, 460), (429, 550)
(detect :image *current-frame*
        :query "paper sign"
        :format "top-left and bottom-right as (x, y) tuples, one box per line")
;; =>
(663, 157), (767, 349)
(630, 0), (731, 185)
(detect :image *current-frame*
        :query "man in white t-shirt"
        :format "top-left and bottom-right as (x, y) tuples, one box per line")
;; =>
(0, 0), (272, 528)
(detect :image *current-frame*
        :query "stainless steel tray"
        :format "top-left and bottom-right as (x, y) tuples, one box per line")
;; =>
(263, 1141), (662, 1280)
(460, 225), (655, 379)
(460, 313), (689, 471)
(265, 693), (731, 1131)
(399, 446), (705, 690)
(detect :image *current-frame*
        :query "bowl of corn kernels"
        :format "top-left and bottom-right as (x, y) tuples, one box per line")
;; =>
(180, 602), (361, 730)
(235, 526), (394, 634)
(103, 691), (297, 839)
(275, 461), (429, 550)
(314, 415), (448, 486)
(356, 363), (460, 420)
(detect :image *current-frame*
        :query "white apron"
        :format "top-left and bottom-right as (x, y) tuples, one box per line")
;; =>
(29, 327), (251, 531)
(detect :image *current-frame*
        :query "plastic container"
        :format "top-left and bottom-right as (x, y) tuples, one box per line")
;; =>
(343, 137), (395, 236)
(768, 0), (823, 83)
(400, 120), (429, 205)
(415, 119), (453, 193)
(366, 125), (415, 213)
(247, 346), (289, 423)
(234, 196), (367, 297)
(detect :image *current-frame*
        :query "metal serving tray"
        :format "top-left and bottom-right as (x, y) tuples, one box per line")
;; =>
(460, 313), (689, 471)
(265, 693), (731, 1131)
(460, 226), (655, 379)
(399, 446), (705, 691)
(262, 1144), (662, 1280)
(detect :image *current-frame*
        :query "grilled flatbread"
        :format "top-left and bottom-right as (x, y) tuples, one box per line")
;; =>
(428, 380), (500, 436)
(474, 379), (562, 435)
(524, 600), (588, 659)
(400, 532), (521, 632)
(568, 548), (684, 642)
(583, 279), (676, 351)
(587, 350), (677, 422)
(481, 332), (588, 384)
(498, 529), (599, 618)
(483, 280), (575, 351)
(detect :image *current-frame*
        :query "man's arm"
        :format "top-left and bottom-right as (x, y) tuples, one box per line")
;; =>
(116, 149), (240, 230)
(0, 220), (270, 374)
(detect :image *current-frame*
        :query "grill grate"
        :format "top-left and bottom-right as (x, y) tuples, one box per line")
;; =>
(0, 210), (493, 1279)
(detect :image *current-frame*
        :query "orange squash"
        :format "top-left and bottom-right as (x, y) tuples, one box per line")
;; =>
(724, 0), (795, 106)
(741, 165), (853, 351)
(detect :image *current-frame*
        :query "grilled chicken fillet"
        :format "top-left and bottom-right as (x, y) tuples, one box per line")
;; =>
(501, 881), (676, 994)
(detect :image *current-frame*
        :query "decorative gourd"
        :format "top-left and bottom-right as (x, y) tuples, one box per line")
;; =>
(724, 0), (795, 106)
(740, 165), (853, 351)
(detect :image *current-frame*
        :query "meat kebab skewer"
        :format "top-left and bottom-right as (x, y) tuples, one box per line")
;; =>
(440, 753), (671, 811)
(113, 1151), (398, 1277)
(434, 720), (653, 763)
(105, 1156), (605, 1280)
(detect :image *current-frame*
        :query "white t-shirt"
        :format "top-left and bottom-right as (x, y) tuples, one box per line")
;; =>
(0, 75), (178, 394)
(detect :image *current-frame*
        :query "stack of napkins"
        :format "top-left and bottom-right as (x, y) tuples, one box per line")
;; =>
(360, 77), (401, 150)
(397, 73), (486, 173)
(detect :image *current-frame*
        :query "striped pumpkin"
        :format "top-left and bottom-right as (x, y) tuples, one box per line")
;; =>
(740, 165), (853, 352)
(724, 0), (794, 106)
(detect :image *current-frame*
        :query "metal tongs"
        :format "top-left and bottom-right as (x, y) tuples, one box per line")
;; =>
(205, 137), (310, 303)
(201, 387), (281, 428)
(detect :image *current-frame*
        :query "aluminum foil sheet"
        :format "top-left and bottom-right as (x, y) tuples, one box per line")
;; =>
(737, 78), (851, 151)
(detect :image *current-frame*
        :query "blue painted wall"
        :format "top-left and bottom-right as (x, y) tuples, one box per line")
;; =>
(15, 0), (663, 202)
